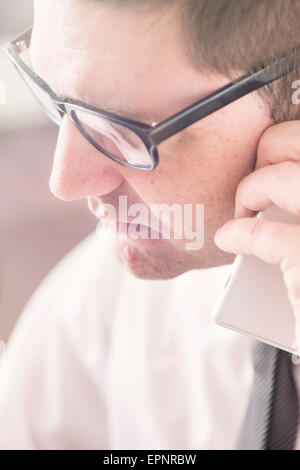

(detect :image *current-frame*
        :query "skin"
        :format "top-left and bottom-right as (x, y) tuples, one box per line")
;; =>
(31, 0), (273, 281)
(31, 1), (300, 350)
(214, 122), (300, 351)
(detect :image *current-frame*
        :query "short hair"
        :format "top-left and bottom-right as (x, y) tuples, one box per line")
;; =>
(95, 0), (300, 123)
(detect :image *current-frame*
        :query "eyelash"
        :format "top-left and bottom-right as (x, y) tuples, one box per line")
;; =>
(34, 74), (53, 96)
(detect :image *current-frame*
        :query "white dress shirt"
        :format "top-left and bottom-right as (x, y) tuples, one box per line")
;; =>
(0, 231), (300, 450)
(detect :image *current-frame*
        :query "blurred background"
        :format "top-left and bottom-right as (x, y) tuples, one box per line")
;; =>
(0, 0), (95, 341)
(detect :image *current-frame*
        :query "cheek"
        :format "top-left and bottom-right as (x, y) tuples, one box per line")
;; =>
(125, 110), (267, 210)
(154, 129), (255, 206)
(127, 132), (203, 205)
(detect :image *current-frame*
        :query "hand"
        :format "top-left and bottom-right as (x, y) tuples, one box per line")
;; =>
(214, 121), (300, 350)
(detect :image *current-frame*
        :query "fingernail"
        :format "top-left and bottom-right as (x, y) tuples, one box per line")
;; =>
(214, 229), (234, 253)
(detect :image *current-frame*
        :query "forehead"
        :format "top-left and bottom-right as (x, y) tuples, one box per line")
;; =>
(31, 0), (228, 122)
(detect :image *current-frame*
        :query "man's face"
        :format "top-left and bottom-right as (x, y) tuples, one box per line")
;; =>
(31, 0), (272, 279)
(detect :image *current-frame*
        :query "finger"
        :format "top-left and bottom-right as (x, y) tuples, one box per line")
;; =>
(234, 161), (300, 218)
(256, 121), (300, 170)
(214, 217), (300, 268)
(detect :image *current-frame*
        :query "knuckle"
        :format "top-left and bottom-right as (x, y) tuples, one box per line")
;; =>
(257, 125), (280, 156)
(249, 217), (267, 245)
(278, 161), (299, 179)
(258, 122), (300, 164)
(249, 217), (286, 247)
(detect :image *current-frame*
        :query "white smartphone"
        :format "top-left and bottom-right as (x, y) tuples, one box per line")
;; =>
(212, 205), (300, 354)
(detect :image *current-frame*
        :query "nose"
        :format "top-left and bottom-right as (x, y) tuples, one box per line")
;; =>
(49, 116), (124, 201)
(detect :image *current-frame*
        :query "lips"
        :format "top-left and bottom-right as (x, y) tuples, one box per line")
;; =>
(102, 219), (161, 239)
(88, 197), (162, 239)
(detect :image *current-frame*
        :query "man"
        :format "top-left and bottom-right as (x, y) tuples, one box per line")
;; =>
(1, 0), (300, 449)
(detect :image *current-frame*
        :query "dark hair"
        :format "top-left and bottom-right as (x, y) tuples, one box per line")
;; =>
(95, 0), (300, 122)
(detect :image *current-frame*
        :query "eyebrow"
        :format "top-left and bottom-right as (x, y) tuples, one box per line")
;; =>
(61, 93), (161, 124)
(30, 66), (162, 125)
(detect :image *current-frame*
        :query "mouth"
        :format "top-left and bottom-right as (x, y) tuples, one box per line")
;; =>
(103, 220), (162, 239)
(87, 196), (162, 240)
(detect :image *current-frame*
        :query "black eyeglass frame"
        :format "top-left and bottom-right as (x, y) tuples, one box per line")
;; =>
(3, 27), (300, 172)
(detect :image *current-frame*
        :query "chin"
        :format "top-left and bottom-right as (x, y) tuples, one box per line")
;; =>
(119, 262), (185, 280)
(111, 237), (233, 280)
(115, 244), (189, 280)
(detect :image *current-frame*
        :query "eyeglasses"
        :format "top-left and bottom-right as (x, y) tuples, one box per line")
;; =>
(3, 27), (300, 172)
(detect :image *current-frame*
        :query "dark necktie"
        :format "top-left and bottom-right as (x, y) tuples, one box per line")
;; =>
(236, 341), (299, 450)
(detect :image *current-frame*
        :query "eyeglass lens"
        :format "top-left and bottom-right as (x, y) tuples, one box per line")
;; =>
(15, 52), (154, 169)
(71, 108), (153, 169)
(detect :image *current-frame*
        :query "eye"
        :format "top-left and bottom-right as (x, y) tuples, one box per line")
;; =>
(114, 126), (138, 147)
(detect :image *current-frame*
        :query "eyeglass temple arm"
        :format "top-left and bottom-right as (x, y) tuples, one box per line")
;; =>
(3, 26), (300, 151)
(150, 46), (300, 146)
